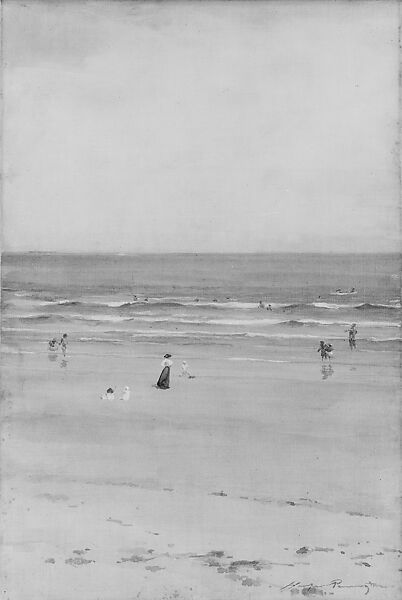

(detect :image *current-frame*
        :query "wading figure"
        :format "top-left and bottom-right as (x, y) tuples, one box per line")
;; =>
(317, 341), (327, 361)
(156, 354), (173, 389)
(325, 343), (334, 360)
(59, 333), (68, 356)
(346, 323), (357, 350)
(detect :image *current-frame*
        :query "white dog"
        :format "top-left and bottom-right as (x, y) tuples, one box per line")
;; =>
(119, 386), (130, 401)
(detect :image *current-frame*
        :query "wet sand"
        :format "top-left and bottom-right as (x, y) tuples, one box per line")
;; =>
(1, 340), (400, 599)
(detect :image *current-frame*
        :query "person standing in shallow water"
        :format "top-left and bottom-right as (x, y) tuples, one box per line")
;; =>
(317, 341), (327, 361)
(346, 323), (357, 350)
(156, 354), (173, 389)
(59, 333), (68, 356)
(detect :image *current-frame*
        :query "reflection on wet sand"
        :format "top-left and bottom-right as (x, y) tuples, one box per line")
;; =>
(321, 364), (334, 380)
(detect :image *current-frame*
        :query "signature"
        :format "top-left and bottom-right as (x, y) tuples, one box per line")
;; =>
(280, 579), (387, 595)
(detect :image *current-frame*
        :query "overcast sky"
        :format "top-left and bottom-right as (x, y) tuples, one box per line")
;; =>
(2, 0), (400, 253)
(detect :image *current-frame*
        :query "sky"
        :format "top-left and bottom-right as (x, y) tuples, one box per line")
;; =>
(2, 0), (400, 253)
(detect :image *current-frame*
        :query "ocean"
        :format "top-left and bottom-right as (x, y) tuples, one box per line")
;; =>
(1, 253), (400, 359)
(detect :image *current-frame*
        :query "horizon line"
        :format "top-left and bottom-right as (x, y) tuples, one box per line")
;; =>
(1, 250), (400, 256)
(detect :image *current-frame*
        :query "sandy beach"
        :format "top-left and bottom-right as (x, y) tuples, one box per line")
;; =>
(1, 334), (400, 599)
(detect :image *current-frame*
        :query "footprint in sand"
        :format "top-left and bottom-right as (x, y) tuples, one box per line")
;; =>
(38, 493), (69, 503)
(65, 557), (95, 567)
(106, 517), (133, 527)
(117, 554), (154, 564)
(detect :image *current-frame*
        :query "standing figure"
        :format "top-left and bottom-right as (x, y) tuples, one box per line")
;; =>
(156, 354), (173, 389)
(346, 323), (357, 350)
(59, 333), (68, 356)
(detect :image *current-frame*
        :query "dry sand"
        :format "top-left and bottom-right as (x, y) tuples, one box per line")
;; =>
(1, 341), (400, 599)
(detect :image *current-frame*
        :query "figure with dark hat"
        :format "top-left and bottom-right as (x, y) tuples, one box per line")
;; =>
(156, 354), (173, 389)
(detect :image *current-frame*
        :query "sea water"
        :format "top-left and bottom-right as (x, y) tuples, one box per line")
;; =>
(1, 253), (400, 356)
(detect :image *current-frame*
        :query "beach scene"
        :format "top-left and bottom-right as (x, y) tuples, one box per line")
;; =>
(1, 252), (401, 599)
(1, 0), (401, 598)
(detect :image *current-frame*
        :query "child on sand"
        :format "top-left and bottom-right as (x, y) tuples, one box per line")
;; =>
(48, 338), (58, 351)
(101, 387), (115, 400)
(119, 386), (130, 401)
(179, 361), (195, 379)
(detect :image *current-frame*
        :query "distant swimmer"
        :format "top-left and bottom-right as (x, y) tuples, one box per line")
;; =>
(59, 333), (68, 356)
(213, 298), (218, 303)
(48, 338), (58, 351)
(119, 386), (130, 401)
(194, 298), (200, 302)
(101, 387), (115, 400)
(156, 354), (172, 389)
(179, 360), (195, 379)
(331, 288), (357, 296)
